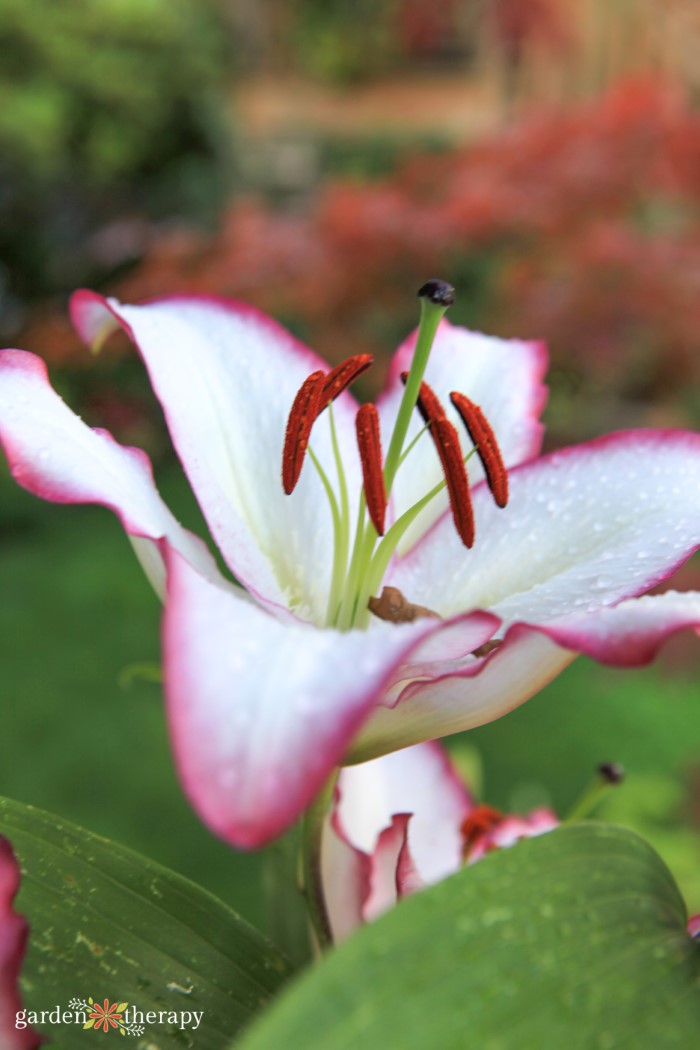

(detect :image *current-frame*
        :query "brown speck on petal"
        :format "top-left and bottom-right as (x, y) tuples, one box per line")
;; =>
(471, 639), (503, 658)
(368, 585), (441, 624)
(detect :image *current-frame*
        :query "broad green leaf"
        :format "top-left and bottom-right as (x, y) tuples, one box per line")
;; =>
(0, 797), (292, 1049)
(237, 824), (700, 1050)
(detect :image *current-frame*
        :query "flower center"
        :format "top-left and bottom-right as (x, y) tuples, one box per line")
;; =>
(281, 280), (509, 629)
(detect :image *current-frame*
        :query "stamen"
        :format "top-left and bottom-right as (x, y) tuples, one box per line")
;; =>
(282, 370), (325, 494)
(450, 392), (509, 508)
(355, 403), (387, 535)
(399, 373), (475, 547)
(461, 804), (503, 857)
(431, 419), (475, 547)
(434, 417), (478, 550)
(399, 371), (445, 426)
(321, 354), (373, 407)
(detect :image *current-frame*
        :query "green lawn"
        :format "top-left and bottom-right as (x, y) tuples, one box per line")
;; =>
(1, 464), (699, 931)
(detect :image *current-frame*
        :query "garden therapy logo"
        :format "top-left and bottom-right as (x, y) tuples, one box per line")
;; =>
(73, 998), (143, 1036)
(15, 996), (204, 1035)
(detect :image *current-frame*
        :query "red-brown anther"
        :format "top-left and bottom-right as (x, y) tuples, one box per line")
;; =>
(321, 354), (373, 408)
(281, 370), (326, 494)
(460, 804), (504, 854)
(356, 403), (387, 535)
(400, 371), (445, 426)
(450, 392), (509, 508)
(430, 417), (475, 548)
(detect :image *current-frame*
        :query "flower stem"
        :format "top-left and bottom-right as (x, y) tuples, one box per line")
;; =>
(301, 773), (338, 951)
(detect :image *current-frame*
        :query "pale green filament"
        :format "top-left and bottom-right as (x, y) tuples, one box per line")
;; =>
(327, 405), (351, 623)
(307, 447), (345, 624)
(335, 492), (368, 630)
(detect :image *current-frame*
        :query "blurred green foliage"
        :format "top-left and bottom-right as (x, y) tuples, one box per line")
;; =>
(0, 0), (232, 303)
(294, 0), (398, 84)
(0, 0), (227, 182)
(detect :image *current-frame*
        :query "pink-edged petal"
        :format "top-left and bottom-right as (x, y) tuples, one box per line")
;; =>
(71, 291), (362, 622)
(351, 625), (575, 761)
(336, 742), (472, 884)
(542, 591), (700, 666)
(0, 349), (216, 598)
(161, 547), (446, 849)
(363, 815), (412, 922)
(353, 589), (700, 761)
(320, 791), (371, 944)
(466, 808), (559, 864)
(322, 742), (471, 937)
(395, 831), (424, 899)
(688, 915), (700, 939)
(392, 430), (700, 622)
(377, 320), (547, 552)
(0, 838), (41, 1050)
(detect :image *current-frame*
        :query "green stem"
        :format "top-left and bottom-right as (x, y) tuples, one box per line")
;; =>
(565, 780), (611, 823)
(301, 773), (338, 951)
(383, 296), (448, 495)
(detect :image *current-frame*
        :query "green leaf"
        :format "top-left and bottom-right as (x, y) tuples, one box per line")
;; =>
(236, 823), (700, 1050)
(0, 796), (292, 1049)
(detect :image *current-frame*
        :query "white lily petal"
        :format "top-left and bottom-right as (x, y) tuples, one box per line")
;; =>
(71, 291), (362, 621)
(363, 815), (411, 922)
(351, 627), (575, 761)
(377, 320), (547, 552)
(391, 431), (700, 621)
(353, 590), (700, 762)
(320, 797), (370, 944)
(466, 809), (558, 863)
(0, 349), (217, 597)
(162, 547), (444, 849)
(545, 591), (700, 665)
(337, 742), (471, 884)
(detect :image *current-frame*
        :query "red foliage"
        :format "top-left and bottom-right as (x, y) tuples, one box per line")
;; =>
(23, 80), (700, 434)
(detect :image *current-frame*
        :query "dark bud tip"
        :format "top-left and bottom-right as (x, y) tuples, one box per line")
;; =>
(598, 761), (625, 785)
(417, 279), (455, 308)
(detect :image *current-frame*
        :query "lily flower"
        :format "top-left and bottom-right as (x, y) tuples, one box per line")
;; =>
(1, 283), (700, 848)
(321, 741), (558, 942)
(0, 838), (41, 1049)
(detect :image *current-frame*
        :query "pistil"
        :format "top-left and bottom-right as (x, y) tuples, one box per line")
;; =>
(280, 280), (510, 630)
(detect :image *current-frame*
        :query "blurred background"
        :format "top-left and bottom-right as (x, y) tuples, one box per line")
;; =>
(1, 0), (700, 934)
